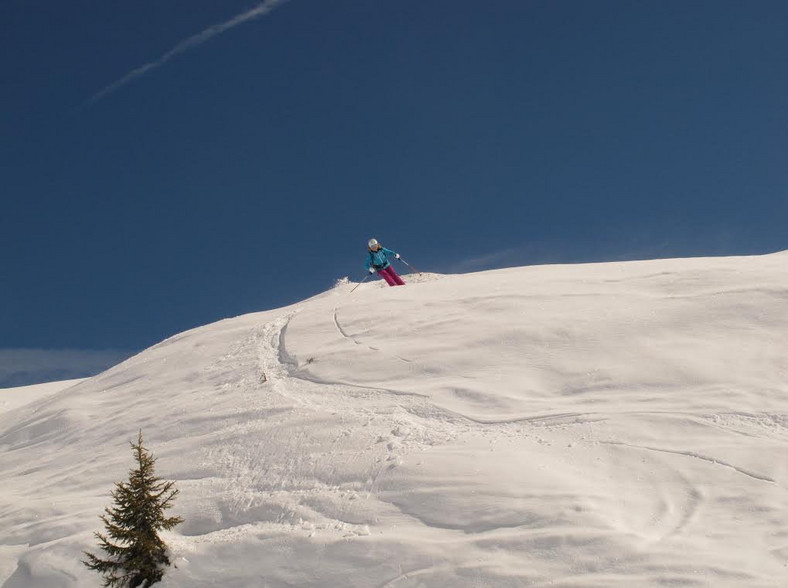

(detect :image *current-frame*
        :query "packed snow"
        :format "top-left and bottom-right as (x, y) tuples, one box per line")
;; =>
(1, 253), (788, 587)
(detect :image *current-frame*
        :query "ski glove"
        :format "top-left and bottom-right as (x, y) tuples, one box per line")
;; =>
(369, 268), (376, 274)
(395, 254), (401, 259)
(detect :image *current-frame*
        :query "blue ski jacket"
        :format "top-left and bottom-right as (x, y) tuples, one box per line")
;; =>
(365, 247), (398, 271)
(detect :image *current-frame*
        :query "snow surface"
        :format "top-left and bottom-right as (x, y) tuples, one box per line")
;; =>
(2, 253), (788, 587)
(0, 380), (86, 415)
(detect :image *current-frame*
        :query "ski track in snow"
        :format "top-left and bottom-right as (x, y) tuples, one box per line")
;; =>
(332, 307), (415, 364)
(602, 440), (778, 485)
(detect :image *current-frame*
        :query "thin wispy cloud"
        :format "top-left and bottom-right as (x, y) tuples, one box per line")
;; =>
(449, 248), (525, 273)
(90, 0), (291, 103)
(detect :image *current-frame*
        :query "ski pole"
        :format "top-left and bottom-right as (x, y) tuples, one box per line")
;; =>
(397, 257), (421, 274)
(350, 273), (372, 293)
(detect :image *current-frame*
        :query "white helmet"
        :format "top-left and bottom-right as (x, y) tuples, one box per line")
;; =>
(368, 238), (379, 249)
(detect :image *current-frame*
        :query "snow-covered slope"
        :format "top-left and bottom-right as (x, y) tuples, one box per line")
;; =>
(0, 380), (86, 415)
(2, 253), (788, 587)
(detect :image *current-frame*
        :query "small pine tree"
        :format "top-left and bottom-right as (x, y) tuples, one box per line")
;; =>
(83, 431), (183, 588)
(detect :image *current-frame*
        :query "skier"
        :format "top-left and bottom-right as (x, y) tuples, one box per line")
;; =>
(365, 238), (406, 286)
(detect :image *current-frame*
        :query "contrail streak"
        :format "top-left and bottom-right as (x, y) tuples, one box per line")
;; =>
(90, 0), (291, 103)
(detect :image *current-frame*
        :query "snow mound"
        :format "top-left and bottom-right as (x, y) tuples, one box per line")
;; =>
(2, 252), (788, 587)
(345, 271), (444, 290)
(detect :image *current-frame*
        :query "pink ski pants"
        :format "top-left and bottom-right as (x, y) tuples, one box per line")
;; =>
(378, 265), (405, 286)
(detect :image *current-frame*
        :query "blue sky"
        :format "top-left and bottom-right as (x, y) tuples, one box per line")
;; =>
(2, 0), (787, 383)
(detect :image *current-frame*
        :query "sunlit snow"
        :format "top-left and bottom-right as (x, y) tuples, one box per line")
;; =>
(2, 253), (788, 587)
